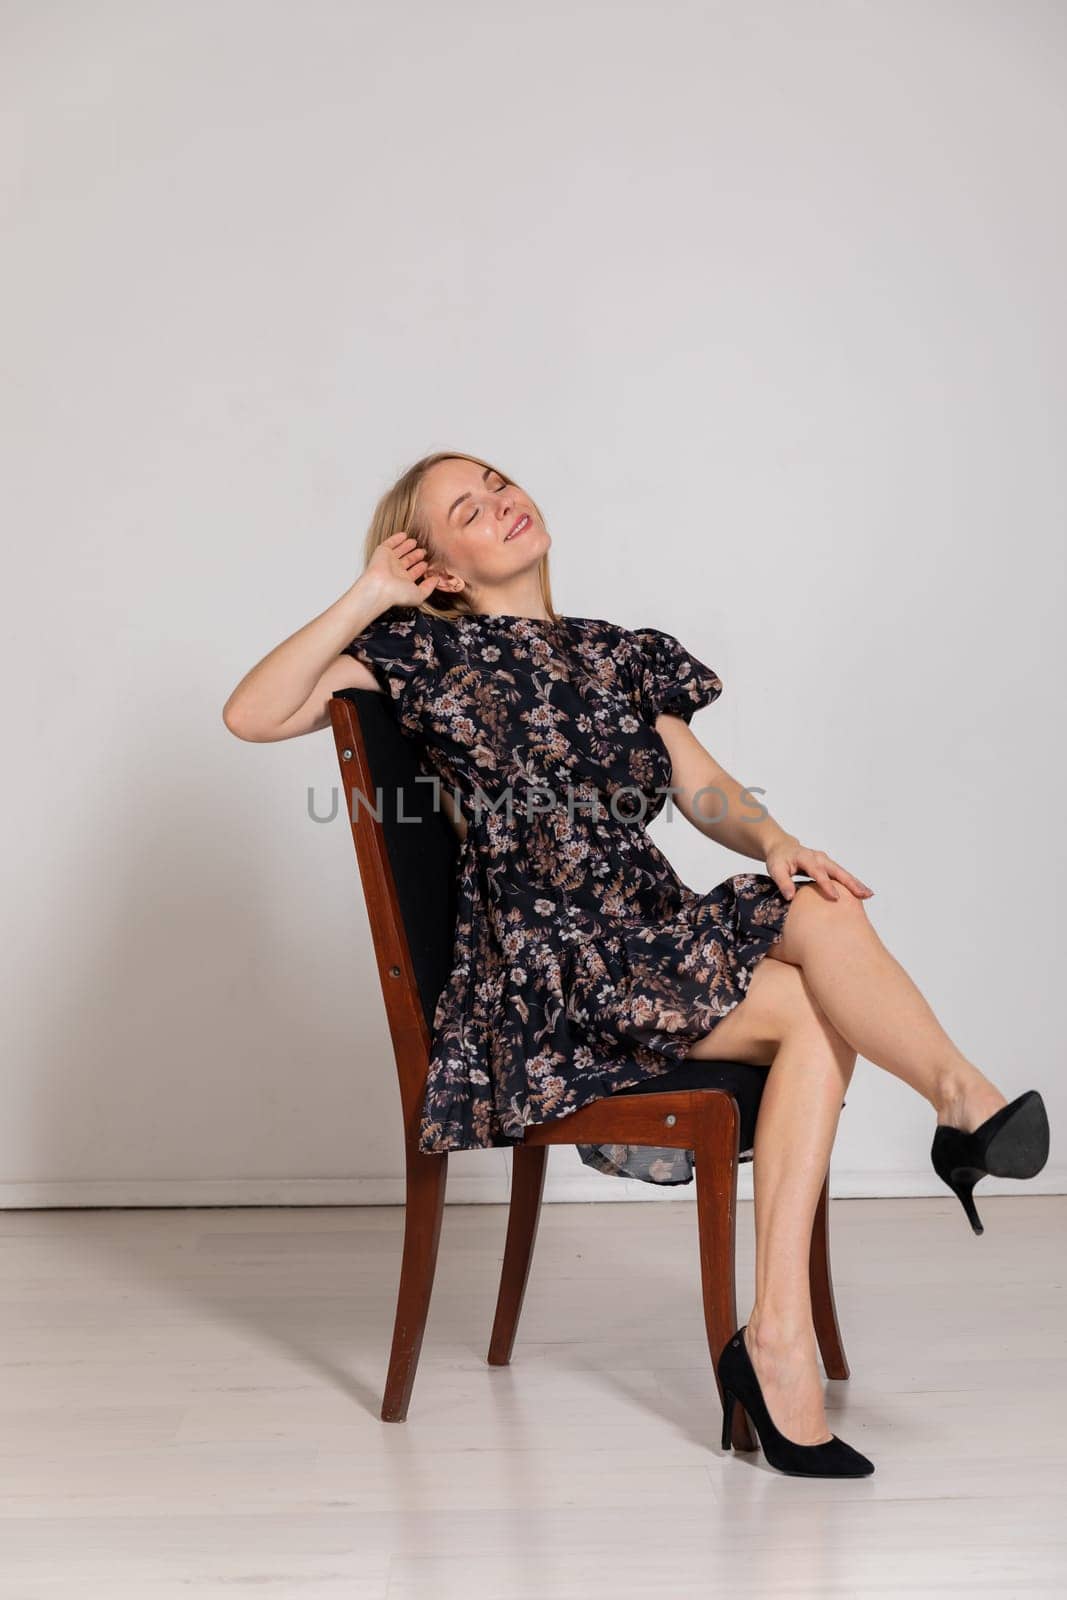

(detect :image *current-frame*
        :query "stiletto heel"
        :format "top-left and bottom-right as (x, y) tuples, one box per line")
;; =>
(947, 1168), (984, 1235)
(717, 1326), (874, 1478)
(931, 1089), (1050, 1236)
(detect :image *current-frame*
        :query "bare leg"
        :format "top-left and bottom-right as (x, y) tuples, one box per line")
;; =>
(764, 884), (1007, 1134)
(679, 882), (1010, 1442)
(682, 958), (857, 1443)
(747, 973), (857, 1444)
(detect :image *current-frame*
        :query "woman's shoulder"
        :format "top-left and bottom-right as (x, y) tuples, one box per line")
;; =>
(563, 613), (632, 642)
(564, 614), (666, 638)
(568, 615), (681, 661)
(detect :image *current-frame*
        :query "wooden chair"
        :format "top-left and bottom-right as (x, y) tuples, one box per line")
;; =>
(328, 687), (851, 1451)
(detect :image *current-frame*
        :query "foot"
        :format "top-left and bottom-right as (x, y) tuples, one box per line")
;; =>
(743, 1318), (833, 1446)
(935, 1067), (1008, 1135)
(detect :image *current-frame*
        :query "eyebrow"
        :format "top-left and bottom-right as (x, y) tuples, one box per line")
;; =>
(447, 466), (501, 521)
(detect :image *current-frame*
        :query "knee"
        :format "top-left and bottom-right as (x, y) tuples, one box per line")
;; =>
(790, 878), (871, 929)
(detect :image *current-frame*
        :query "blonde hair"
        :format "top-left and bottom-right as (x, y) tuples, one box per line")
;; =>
(361, 450), (560, 622)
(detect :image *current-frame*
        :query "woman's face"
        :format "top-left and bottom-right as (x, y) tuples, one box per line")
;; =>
(416, 457), (550, 604)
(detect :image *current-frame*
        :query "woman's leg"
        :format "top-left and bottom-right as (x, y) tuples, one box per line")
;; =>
(745, 974), (857, 1444)
(683, 958), (858, 1443)
(763, 884), (1006, 1133)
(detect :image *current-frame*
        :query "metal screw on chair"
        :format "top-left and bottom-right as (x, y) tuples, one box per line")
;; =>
(665, 1113), (676, 1126)
(342, 748), (353, 761)
(389, 965), (400, 977)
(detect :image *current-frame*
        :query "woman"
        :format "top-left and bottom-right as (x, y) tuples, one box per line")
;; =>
(223, 450), (1049, 1479)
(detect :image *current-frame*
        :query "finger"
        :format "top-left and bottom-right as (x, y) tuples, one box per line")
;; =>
(771, 870), (796, 901)
(793, 850), (836, 900)
(827, 864), (873, 899)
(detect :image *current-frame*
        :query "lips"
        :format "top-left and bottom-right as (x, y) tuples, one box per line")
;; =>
(504, 513), (530, 541)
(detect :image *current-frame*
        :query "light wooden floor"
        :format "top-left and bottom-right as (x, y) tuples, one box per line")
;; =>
(1, 1194), (1064, 1597)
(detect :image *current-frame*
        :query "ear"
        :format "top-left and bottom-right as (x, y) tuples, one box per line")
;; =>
(428, 569), (464, 594)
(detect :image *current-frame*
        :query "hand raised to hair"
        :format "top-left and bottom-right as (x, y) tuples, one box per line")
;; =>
(364, 530), (442, 610)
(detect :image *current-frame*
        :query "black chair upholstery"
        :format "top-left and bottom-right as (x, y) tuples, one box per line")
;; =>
(337, 688), (459, 1032)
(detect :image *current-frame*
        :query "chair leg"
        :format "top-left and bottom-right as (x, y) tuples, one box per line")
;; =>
(488, 1143), (548, 1366)
(380, 1145), (448, 1422)
(809, 1169), (850, 1379)
(694, 1096), (757, 1452)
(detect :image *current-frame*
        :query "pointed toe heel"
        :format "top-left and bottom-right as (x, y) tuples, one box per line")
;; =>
(717, 1327), (874, 1479)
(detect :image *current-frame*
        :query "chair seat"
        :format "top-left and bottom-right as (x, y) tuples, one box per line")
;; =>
(608, 1057), (770, 1160)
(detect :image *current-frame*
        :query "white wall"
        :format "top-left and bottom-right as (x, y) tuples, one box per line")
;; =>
(3, 0), (1064, 1206)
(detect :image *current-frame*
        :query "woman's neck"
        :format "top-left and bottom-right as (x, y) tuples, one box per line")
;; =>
(469, 588), (551, 621)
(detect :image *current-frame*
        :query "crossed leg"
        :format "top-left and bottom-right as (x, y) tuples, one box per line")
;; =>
(685, 881), (1008, 1136)
(679, 880), (1011, 1443)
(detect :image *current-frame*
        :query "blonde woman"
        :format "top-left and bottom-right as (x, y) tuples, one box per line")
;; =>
(223, 451), (1049, 1478)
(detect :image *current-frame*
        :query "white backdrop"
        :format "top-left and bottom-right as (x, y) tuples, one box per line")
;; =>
(3, 0), (1064, 1206)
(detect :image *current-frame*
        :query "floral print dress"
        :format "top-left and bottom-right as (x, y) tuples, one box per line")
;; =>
(342, 605), (792, 1185)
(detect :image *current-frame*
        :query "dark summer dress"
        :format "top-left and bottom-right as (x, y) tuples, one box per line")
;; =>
(342, 605), (792, 1185)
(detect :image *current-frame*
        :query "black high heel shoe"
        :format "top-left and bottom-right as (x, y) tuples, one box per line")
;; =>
(717, 1327), (875, 1478)
(931, 1089), (1050, 1236)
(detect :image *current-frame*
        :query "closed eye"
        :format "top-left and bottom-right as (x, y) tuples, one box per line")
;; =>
(465, 476), (509, 525)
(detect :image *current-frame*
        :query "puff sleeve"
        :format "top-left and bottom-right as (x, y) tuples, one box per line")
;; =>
(340, 605), (440, 736)
(628, 624), (723, 726)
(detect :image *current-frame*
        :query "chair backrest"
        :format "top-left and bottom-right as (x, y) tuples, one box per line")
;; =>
(328, 688), (459, 1125)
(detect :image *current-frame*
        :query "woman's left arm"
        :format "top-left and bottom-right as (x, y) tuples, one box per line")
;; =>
(653, 715), (874, 905)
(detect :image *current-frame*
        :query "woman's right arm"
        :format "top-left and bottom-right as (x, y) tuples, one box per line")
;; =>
(221, 532), (438, 742)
